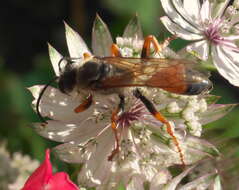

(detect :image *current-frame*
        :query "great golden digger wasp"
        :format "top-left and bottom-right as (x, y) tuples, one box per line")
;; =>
(36, 35), (212, 166)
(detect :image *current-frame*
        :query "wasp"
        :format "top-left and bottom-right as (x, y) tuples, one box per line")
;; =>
(36, 35), (212, 166)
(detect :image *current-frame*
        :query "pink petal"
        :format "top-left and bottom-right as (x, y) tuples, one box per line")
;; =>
(47, 172), (79, 190)
(21, 149), (52, 190)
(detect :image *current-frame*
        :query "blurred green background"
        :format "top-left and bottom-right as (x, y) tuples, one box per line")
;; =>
(0, 0), (239, 187)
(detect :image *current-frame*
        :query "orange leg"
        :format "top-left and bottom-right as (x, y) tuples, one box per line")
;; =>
(108, 108), (120, 161)
(83, 52), (92, 59)
(108, 95), (125, 161)
(133, 89), (185, 166)
(141, 35), (177, 58)
(111, 43), (122, 57)
(74, 94), (93, 113)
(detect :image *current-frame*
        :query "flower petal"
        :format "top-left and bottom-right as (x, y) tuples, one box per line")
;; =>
(123, 14), (143, 40)
(48, 43), (66, 76)
(162, 165), (196, 190)
(21, 149), (52, 190)
(126, 175), (145, 190)
(64, 22), (91, 59)
(200, 104), (236, 125)
(204, 95), (221, 105)
(178, 173), (217, 190)
(211, 0), (230, 18)
(160, 0), (201, 34)
(92, 14), (113, 56)
(77, 128), (115, 187)
(33, 119), (109, 143)
(171, 0), (202, 28)
(150, 170), (172, 189)
(160, 16), (203, 40)
(213, 175), (222, 190)
(212, 45), (239, 86)
(28, 85), (95, 121)
(48, 172), (79, 190)
(186, 40), (209, 60)
(200, 0), (212, 23)
(54, 126), (112, 164)
(184, 136), (220, 159)
(183, 0), (200, 21)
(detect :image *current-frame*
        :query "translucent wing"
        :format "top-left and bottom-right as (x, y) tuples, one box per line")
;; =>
(96, 57), (210, 95)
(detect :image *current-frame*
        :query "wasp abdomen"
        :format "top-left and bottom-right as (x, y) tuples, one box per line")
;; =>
(185, 80), (212, 95)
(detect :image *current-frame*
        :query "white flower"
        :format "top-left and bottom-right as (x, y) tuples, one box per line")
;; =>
(162, 164), (222, 190)
(8, 152), (40, 190)
(160, 0), (239, 86)
(28, 15), (234, 189)
(0, 142), (39, 190)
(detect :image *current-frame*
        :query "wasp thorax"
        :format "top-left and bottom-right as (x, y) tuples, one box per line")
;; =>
(77, 61), (110, 88)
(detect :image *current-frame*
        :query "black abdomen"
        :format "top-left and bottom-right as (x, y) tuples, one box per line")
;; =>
(185, 80), (212, 95)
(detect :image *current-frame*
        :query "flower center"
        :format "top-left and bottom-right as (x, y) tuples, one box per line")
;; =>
(117, 100), (145, 128)
(204, 20), (222, 44)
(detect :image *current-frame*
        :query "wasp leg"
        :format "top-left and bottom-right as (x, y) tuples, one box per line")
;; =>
(111, 43), (122, 57)
(83, 52), (92, 60)
(108, 94), (125, 161)
(133, 89), (185, 166)
(141, 35), (178, 58)
(74, 94), (93, 113)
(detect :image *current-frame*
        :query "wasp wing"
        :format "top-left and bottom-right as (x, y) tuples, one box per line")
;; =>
(97, 57), (209, 95)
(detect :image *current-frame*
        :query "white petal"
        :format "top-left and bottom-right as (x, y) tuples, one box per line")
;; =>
(160, 16), (203, 40)
(186, 40), (209, 60)
(213, 175), (222, 190)
(162, 165), (196, 190)
(77, 128), (114, 187)
(33, 119), (109, 143)
(126, 175), (145, 190)
(183, 0), (200, 21)
(212, 0), (230, 18)
(171, 0), (202, 28)
(123, 14), (143, 40)
(48, 43), (66, 76)
(223, 35), (239, 41)
(178, 173), (217, 190)
(212, 46), (239, 86)
(64, 22), (91, 59)
(92, 14), (113, 56)
(200, 0), (212, 23)
(150, 170), (172, 189)
(28, 85), (96, 121)
(160, 0), (201, 33)
(55, 127), (113, 165)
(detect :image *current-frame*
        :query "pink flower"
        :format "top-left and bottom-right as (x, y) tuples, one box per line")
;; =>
(21, 149), (79, 190)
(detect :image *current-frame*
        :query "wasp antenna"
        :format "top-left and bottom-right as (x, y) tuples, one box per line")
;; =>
(36, 77), (59, 124)
(58, 57), (68, 73)
(96, 12), (100, 18)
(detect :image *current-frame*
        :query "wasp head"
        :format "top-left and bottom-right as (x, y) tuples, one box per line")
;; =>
(58, 64), (77, 94)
